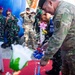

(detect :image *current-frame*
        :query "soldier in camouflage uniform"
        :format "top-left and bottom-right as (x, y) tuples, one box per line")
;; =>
(33, 8), (42, 34)
(20, 8), (35, 49)
(39, 10), (62, 75)
(0, 6), (5, 42)
(0, 6), (5, 72)
(41, 13), (62, 75)
(39, 0), (75, 75)
(1, 9), (19, 48)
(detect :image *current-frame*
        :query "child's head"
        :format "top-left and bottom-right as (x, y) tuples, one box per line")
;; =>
(40, 10), (51, 22)
(41, 10), (47, 22)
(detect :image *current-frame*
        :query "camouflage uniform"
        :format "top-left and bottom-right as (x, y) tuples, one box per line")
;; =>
(33, 9), (42, 33)
(42, 1), (75, 75)
(0, 14), (5, 41)
(5, 16), (19, 45)
(42, 18), (62, 74)
(20, 12), (35, 48)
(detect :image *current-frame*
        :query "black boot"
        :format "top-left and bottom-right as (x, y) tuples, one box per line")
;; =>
(45, 49), (61, 75)
(45, 59), (61, 75)
(1, 43), (7, 48)
(1, 42), (11, 49)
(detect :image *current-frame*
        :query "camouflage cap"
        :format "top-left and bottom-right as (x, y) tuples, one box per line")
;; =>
(38, 0), (46, 9)
(0, 6), (3, 10)
(38, 9), (43, 15)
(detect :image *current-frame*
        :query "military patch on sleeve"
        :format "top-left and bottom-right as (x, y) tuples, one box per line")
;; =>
(54, 14), (62, 29)
(55, 14), (62, 20)
(55, 21), (60, 28)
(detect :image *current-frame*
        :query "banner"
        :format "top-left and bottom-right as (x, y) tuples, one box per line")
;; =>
(31, 0), (39, 9)
(31, 0), (39, 12)
(26, 0), (39, 12)
(10, 44), (33, 71)
(26, 0), (33, 7)
(26, 0), (29, 8)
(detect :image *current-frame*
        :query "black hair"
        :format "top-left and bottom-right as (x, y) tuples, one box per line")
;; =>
(26, 8), (30, 11)
(38, 0), (46, 8)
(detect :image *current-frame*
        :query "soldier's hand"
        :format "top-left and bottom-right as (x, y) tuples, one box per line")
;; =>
(6, 17), (10, 20)
(12, 16), (14, 20)
(20, 12), (25, 17)
(40, 57), (48, 66)
(41, 42), (48, 51)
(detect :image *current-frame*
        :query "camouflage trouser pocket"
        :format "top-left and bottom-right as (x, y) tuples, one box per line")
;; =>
(62, 54), (75, 75)
(66, 50), (75, 56)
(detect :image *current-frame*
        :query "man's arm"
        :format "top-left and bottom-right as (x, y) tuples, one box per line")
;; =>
(41, 8), (73, 61)
(20, 12), (26, 17)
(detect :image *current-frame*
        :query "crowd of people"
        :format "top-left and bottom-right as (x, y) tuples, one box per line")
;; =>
(20, 6), (62, 75)
(0, 6), (19, 49)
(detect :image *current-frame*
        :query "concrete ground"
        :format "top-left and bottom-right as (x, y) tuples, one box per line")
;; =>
(1, 36), (38, 59)
(2, 47), (12, 59)
(1, 44), (37, 59)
